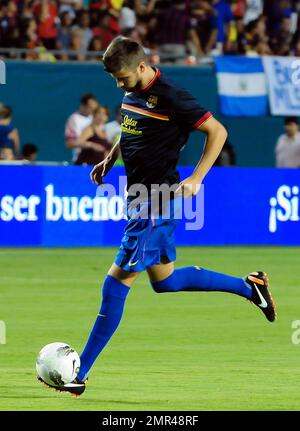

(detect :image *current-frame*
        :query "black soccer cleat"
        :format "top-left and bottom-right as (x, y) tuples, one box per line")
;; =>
(245, 271), (277, 322)
(38, 376), (86, 397)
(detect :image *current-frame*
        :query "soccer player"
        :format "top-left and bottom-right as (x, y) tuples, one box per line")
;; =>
(39, 37), (276, 396)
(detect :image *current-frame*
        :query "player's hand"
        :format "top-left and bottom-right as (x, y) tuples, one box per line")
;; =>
(175, 175), (202, 198)
(90, 156), (114, 185)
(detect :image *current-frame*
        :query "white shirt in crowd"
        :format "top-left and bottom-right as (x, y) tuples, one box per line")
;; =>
(65, 111), (93, 161)
(103, 121), (121, 145)
(244, 0), (263, 24)
(275, 132), (300, 168)
(119, 6), (136, 30)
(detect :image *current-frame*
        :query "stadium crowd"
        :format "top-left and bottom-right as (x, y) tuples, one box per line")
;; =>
(1, 0), (300, 62)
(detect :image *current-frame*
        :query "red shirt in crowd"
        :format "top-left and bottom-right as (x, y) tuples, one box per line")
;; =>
(92, 27), (115, 49)
(33, 1), (57, 39)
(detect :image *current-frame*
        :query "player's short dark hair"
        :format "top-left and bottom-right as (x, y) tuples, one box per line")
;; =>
(102, 36), (147, 74)
(285, 116), (298, 125)
(22, 143), (38, 157)
(80, 93), (97, 106)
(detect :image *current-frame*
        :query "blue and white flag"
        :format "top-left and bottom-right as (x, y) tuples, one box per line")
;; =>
(214, 56), (268, 116)
(262, 56), (300, 116)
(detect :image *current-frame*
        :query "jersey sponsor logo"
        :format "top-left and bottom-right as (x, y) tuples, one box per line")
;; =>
(146, 95), (158, 109)
(121, 115), (142, 136)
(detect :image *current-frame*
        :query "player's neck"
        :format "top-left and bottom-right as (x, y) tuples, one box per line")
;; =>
(140, 66), (156, 90)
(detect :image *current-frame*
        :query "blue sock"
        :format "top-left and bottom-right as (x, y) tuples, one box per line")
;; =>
(77, 275), (130, 381)
(151, 267), (252, 299)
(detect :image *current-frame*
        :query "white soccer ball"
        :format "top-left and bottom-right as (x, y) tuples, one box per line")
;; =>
(36, 342), (80, 387)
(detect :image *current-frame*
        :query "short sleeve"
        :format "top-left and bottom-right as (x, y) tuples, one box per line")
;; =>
(168, 86), (212, 131)
(65, 115), (77, 140)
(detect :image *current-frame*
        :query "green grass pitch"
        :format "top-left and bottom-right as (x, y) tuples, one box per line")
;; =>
(0, 246), (299, 411)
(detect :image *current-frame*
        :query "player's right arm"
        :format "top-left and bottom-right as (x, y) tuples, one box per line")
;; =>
(90, 138), (120, 185)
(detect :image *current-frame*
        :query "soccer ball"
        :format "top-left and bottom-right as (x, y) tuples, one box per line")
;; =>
(36, 342), (80, 387)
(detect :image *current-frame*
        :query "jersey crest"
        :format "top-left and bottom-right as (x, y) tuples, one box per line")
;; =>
(146, 95), (158, 109)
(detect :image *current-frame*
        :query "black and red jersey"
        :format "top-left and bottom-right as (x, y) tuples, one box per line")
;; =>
(120, 68), (212, 190)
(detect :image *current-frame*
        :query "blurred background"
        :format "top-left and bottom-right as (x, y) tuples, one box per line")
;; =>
(1, 0), (300, 165)
(0, 0), (300, 246)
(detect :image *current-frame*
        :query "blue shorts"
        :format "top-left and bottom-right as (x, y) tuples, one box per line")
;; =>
(114, 198), (180, 272)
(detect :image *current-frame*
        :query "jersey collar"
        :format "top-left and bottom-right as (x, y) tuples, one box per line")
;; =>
(139, 67), (161, 93)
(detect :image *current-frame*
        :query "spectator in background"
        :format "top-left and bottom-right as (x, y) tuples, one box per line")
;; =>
(92, 11), (116, 49)
(191, 0), (218, 55)
(121, 25), (150, 51)
(119, 0), (137, 31)
(228, 16), (248, 54)
(89, 0), (111, 12)
(292, 11), (300, 55)
(21, 143), (38, 161)
(73, 10), (93, 51)
(103, 105), (122, 145)
(0, 104), (19, 160)
(3, 0), (300, 62)
(155, 0), (202, 62)
(20, 17), (41, 59)
(56, 11), (73, 57)
(65, 93), (98, 162)
(243, 0), (263, 24)
(87, 35), (103, 60)
(230, 0), (246, 19)
(21, 0), (35, 20)
(0, 0), (18, 47)
(58, 0), (83, 20)
(33, 0), (58, 50)
(106, 0), (123, 35)
(69, 27), (86, 60)
(275, 117), (300, 168)
(0, 0), (20, 50)
(75, 105), (112, 165)
(134, 0), (157, 18)
(245, 15), (272, 56)
(271, 15), (293, 55)
(212, 0), (235, 54)
(263, 0), (292, 41)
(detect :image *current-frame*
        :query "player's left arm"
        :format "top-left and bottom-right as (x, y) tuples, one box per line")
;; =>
(176, 117), (227, 197)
